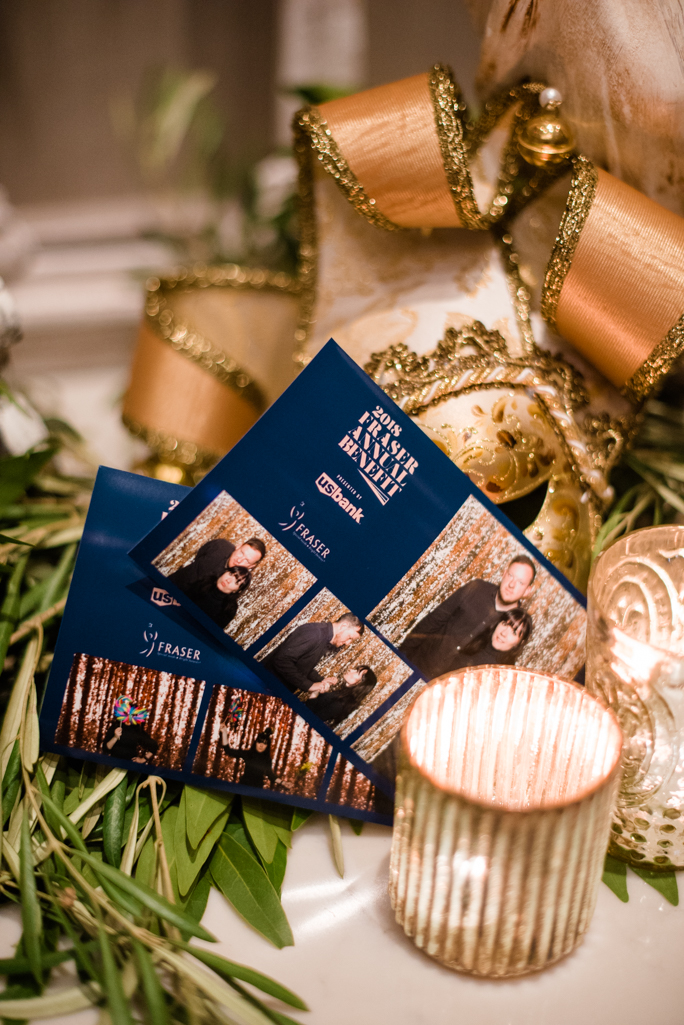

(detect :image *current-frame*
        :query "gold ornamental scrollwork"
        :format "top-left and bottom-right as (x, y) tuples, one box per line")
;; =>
(364, 323), (618, 588)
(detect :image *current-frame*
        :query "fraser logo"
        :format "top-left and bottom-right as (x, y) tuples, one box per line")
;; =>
(316, 473), (364, 523)
(140, 623), (201, 663)
(278, 502), (330, 560)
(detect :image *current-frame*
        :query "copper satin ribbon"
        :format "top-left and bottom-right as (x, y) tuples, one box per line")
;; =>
(310, 75), (684, 401)
(320, 73), (461, 228)
(123, 323), (259, 456)
(547, 166), (684, 400)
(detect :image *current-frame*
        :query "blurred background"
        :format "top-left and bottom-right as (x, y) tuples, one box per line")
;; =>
(0, 0), (481, 472)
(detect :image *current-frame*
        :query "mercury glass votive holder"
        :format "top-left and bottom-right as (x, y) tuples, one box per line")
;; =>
(587, 525), (684, 868)
(389, 666), (622, 977)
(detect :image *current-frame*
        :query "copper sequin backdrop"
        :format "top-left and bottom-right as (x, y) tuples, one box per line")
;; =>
(193, 685), (333, 800)
(55, 654), (205, 771)
(152, 490), (316, 649)
(326, 754), (381, 813)
(255, 588), (412, 738)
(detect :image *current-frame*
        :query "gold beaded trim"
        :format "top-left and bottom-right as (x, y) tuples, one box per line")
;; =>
(541, 156), (598, 327)
(123, 413), (218, 473)
(429, 64), (484, 230)
(145, 264), (300, 411)
(294, 107), (402, 232)
(623, 313), (684, 403)
(292, 115), (319, 367)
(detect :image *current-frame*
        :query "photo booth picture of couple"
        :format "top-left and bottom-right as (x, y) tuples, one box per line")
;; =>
(356, 496), (587, 768)
(193, 684), (387, 813)
(256, 589), (412, 740)
(152, 490), (317, 649)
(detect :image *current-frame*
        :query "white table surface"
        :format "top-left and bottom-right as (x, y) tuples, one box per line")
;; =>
(1, 816), (682, 1025)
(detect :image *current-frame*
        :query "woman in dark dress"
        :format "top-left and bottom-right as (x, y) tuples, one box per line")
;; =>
(448, 607), (532, 672)
(171, 564), (251, 630)
(103, 721), (159, 764)
(305, 665), (378, 727)
(219, 724), (277, 788)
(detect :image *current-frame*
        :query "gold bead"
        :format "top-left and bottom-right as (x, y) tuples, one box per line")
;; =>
(517, 109), (574, 167)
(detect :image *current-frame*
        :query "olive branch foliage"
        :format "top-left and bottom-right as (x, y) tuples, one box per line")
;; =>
(0, 435), (314, 1024)
(2, 385), (683, 1021)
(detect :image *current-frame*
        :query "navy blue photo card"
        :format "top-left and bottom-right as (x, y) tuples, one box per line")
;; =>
(40, 467), (393, 824)
(130, 340), (587, 785)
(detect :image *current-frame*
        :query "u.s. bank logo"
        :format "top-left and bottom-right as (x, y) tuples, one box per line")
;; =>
(140, 622), (201, 663)
(150, 586), (180, 608)
(316, 473), (363, 523)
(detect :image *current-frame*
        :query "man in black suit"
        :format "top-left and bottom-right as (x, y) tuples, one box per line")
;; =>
(168, 535), (266, 592)
(262, 612), (364, 694)
(399, 555), (536, 680)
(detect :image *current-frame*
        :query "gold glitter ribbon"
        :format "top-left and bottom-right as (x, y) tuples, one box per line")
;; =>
(542, 157), (684, 402)
(122, 265), (300, 476)
(297, 66), (547, 234)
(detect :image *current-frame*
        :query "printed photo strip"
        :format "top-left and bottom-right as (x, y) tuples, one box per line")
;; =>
(193, 685), (391, 816)
(151, 490), (317, 649)
(55, 654), (205, 771)
(255, 588), (413, 741)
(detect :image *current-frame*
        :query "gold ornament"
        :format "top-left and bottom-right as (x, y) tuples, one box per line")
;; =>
(517, 87), (574, 166)
(364, 316), (618, 590)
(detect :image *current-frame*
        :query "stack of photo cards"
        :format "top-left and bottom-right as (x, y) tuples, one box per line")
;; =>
(40, 341), (587, 825)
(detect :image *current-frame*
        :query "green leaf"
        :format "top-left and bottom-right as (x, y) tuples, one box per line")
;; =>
(135, 831), (156, 890)
(19, 810), (42, 987)
(0, 533), (32, 546)
(210, 832), (293, 948)
(183, 945), (308, 1010)
(131, 939), (169, 1025)
(63, 782), (94, 817)
(0, 450), (55, 508)
(242, 799), (281, 864)
(103, 775), (128, 868)
(631, 865), (679, 905)
(0, 555), (29, 696)
(175, 802), (229, 898)
(37, 542), (75, 614)
(348, 818), (364, 836)
(97, 924), (134, 1025)
(602, 854), (628, 902)
(0, 947), (76, 977)
(264, 840), (288, 896)
(178, 868), (211, 926)
(49, 766), (66, 812)
(1, 740), (21, 827)
(39, 792), (87, 852)
(291, 808), (312, 832)
(183, 785), (233, 849)
(160, 802), (180, 899)
(225, 816), (259, 858)
(34, 764), (60, 839)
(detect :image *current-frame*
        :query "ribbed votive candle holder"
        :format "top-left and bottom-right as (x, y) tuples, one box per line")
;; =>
(389, 666), (622, 978)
